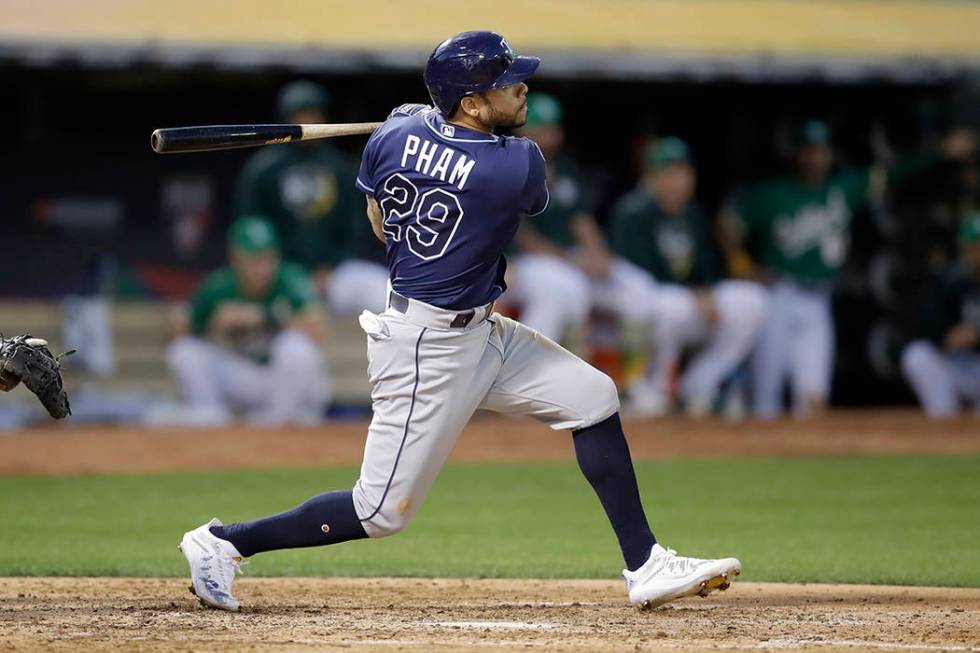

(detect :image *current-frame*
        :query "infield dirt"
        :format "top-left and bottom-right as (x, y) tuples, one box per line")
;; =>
(1, 410), (978, 475)
(1, 577), (978, 652)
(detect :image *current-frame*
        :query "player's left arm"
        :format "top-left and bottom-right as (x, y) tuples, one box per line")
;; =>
(365, 197), (386, 243)
(520, 141), (550, 217)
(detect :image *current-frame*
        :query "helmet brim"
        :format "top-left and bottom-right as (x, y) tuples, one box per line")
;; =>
(493, 55), (540, 88)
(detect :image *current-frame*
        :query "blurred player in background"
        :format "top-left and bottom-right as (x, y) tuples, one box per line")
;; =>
(607, 138), (768, 416)
(722, 120), (976, 419)
(166, 217), (329, 425)
(506, 93), (611, 342)
(235, 81), (389, 315)
(901, 212), (980, 418)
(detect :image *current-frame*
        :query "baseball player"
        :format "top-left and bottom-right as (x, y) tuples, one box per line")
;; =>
(236, 81), (389, 316)
(721, 120), (976, 419)
(180, 31), (741, 612)
(607, 138), (768, 417)
(901, 212), (980, 418)
(505, 93), (610, 342)
(166, 216), (329, 425)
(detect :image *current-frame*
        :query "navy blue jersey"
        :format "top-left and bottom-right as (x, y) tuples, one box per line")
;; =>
(356, 105), (549, 310)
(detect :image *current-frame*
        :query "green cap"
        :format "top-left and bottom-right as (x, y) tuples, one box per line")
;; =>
(228, 216), (280, 253)
(277, 81), (330, 121)
(525, 93), (562, 127)
(645, 137), (691, 171)
(959, 212), (980, 243)
(797, 119), (832, 147)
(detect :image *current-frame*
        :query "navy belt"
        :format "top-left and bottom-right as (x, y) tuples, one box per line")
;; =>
(388, 292), (492, 329)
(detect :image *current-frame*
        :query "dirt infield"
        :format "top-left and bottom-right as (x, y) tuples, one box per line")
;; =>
(1, 577), (978, 652)
(1, 410), (978, 475)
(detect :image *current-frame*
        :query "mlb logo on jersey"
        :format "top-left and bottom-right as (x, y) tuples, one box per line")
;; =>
(441, 124), (456, 138)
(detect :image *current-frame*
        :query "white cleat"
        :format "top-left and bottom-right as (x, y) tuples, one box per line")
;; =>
(623, 543), (741, 610)
(178, 518), (245, 612)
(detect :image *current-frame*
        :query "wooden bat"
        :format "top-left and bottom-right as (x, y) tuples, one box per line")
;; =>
(150, 122), (382, 154)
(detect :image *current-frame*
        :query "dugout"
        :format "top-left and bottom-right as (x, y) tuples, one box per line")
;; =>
(1, 0), (979, 407)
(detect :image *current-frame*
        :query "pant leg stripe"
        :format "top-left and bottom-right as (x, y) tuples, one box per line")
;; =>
(360, 326), (427, 524)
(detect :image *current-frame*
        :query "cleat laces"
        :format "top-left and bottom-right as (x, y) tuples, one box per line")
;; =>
(659, 548), (704, 576)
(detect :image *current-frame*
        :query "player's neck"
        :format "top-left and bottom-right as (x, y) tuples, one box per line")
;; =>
(448, 112), (493, 135)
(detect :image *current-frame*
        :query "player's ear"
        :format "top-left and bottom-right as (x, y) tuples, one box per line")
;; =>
(459, 94), (482, 118)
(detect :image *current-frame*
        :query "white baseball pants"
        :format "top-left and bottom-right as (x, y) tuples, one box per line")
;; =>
(901, 339), (980, 418)
(651, 280), (769, 405)
(166, 330), (330, 425)
(326, 259), (390, 316)
(590, 259), (767, 404)
(352, 296), (619, 538)
(751, 280), (834, 418)
(507, 253), (592, 342)
(62, 296), (115, 376)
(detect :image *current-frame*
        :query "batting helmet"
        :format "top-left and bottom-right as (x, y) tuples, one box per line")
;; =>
(423, 31), (540, 117)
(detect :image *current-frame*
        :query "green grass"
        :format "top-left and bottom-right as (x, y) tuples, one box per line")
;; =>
(0, 456), (978, 586)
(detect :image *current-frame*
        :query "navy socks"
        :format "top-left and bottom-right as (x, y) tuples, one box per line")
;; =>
(573, 412), (656, 571)
(211, 489), (368, 557)
(208, 413), (653, 570)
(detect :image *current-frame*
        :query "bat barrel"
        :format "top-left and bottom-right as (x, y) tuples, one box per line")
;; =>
(150, 124), (303, 154)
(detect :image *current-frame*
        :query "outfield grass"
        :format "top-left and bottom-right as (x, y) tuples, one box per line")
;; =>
(0, 455), (978, 586)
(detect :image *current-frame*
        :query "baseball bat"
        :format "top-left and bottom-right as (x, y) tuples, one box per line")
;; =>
(150, 122), (382, 154)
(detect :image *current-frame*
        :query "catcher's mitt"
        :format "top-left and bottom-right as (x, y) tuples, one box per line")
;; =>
(0, 335), (76, 419)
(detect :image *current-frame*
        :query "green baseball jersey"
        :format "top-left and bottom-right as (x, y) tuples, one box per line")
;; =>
(522, 156), (586, 249)
(734, 156), (936, 283)
(190, 262), (317, 362)
(235, 143), (372, 269)
(919, 263), (980, 351)
(610, 189), (718, 285)
(733, 171), (869, 283)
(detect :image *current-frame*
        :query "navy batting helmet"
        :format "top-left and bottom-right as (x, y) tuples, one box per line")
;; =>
(423, 31), (540, 117)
